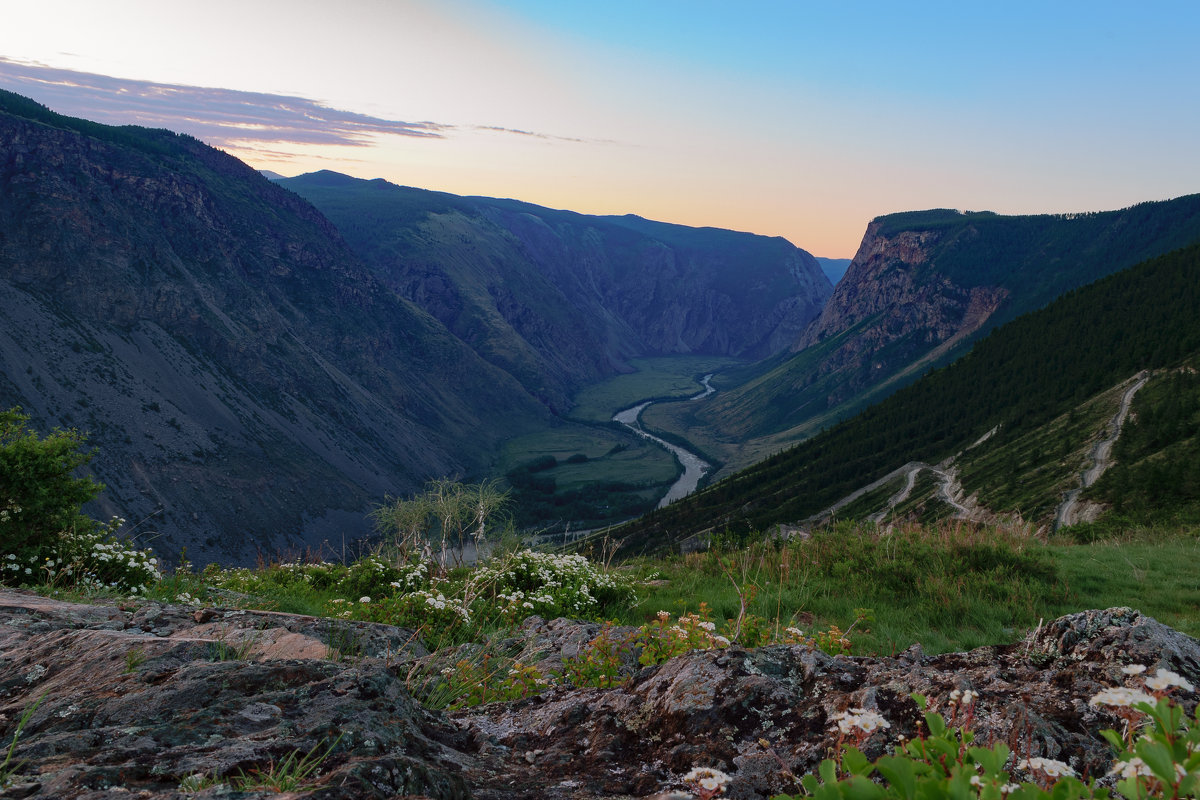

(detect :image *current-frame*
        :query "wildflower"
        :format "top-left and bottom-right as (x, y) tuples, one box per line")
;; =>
(359, 596), (371, 604)
(1109, 757), (1155, 780)
(1000, 784), (1021, 794)
(683, 766), (731, 795)
(1121, 664), (1148, 675)
(1144, 668), (1195, 693)
(1017, 757), (1075, 778)
(832, 707), (890, 736)
(969, 775), (983, 787)
(1088, 687), (1155, 708)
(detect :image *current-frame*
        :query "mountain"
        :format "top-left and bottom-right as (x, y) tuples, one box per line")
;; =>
(277, 172), (833, 412)
(655, 198), (1200, 475)
(815, 257), (850, 285)
(616, 240), (1200, 552)
(0, 90), (553, 564)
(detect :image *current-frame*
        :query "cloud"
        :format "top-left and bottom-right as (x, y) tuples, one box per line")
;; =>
(470, 124), (587, 144)
(0, 58), (592, 150)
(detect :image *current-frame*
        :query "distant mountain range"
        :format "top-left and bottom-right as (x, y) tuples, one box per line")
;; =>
(0, 90), (829, 562)
(275, 171), (832, 413)
(814, 257), (850, 286)
(3, 87), (1199, 563)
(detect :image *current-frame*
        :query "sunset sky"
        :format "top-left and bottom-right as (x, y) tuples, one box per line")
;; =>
(2, 1), (1199, 258)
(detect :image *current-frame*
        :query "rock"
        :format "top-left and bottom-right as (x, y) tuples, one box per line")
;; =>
(1, 589), (1196, 799)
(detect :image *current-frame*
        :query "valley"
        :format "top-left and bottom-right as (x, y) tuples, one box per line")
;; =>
(1, 88), (1200, 566)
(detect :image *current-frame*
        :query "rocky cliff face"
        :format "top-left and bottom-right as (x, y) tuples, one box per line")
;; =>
(693, 198), (1200, 455)
(794, 221), (1009, 406)
(280, 175), (833, 412)
(1, 590), (1196, 799)
(0, 93), (550, 565)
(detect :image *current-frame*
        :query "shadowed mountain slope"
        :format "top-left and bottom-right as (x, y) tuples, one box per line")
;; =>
(675, 196), (1200, 473)
(0, 90), (552, 564)
(278, 172), (833, 412)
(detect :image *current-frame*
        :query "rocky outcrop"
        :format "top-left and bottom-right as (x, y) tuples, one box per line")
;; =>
(2, 590), (1196, 799)
(793, 221), (1009, 407)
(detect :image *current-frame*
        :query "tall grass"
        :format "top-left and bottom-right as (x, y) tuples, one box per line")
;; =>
(617, 519), (1067, 655)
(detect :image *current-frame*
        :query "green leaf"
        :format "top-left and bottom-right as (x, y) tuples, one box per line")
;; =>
(875, 755), (918, 800)
(924, 711), (947, 737)
(1135, 738), (1179, 785)
(819, 758), (839, 785)
(1099, 729), (1126, 753)
(844, 775), (886, 800)
(968, 743), (1010, 775)
(842, 746), (873, 777)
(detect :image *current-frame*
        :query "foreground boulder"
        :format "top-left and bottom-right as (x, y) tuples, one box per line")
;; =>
(0, 591), (1196, 799)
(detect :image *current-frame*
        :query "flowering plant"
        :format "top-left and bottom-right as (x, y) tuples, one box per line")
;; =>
(772, 669), (1199, 800)
(472, 549), (635, 620)
(2, 516), (160, 594)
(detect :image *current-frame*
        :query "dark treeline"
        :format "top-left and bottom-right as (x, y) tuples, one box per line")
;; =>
(619, 242), (1200, 551)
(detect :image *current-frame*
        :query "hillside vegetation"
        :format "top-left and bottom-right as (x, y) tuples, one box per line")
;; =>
(616, 242), (1200, 551)
(666, 196), (1200, 476)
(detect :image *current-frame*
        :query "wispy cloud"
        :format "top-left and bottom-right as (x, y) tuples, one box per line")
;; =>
(0, 58), (595, 149)
(470, 124), (588, 144)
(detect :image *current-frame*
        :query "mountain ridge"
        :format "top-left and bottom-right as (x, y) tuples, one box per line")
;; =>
(278, 171), (833, 412)
(0, 90), (554, 564)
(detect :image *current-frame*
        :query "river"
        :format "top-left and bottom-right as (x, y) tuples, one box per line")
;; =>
(612, 374), (713, 508)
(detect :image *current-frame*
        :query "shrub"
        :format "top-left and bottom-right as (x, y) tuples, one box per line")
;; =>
(0, 408), (102, 559)
(473, 549), (637, 620)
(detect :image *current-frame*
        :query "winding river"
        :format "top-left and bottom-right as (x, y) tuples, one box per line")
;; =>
(612, 374), (714, 507)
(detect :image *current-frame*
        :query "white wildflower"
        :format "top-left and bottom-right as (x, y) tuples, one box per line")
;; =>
(1144, 668), (1195, 693)
(683, 766), (731, 792)
(1121, 664), (1148, 676)
(832, 707), (890, 736)
(359, 596), (371, 604)
(1017, 757), (1075, 778)
(1088, 687), (1155, 708)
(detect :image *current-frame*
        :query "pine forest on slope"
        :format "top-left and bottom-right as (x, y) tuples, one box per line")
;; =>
(615, 242), (1200, 553)
(657, 196), (1200, 479)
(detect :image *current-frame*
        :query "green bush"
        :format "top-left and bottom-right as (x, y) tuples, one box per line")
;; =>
(473, 549), (637, 620)
(0, 408), (102, 558)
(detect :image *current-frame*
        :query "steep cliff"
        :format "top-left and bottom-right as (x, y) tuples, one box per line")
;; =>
(0, 91), (550, 564)
(279, 173), (833, 412)
(685, 197), (1200, 465)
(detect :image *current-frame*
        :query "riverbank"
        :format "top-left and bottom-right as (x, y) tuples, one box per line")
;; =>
(613, 374), (714, 507)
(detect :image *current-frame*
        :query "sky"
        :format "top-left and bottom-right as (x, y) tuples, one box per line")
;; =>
(2, 1), (1199, 258)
